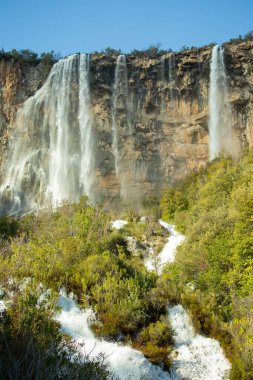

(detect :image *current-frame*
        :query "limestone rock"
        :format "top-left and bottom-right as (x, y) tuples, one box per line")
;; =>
(0, 42), (253, 203)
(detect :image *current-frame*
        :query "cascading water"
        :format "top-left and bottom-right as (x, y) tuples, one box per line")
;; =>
(0, 53), (93, 215)
(160, 55), (166, 111)
(146, 220), (231, 380)
(161, 55), (166, 83)
(47, 54), (80, 207)
(56, 220), (231, 380)
(112, 55), (128, 177)
(78, 54), (94, 198)
(208, 45), (234, 160)
(169, 305), (231, 379)
(57, 292), (172, 380)
(168, 53), (176, 110)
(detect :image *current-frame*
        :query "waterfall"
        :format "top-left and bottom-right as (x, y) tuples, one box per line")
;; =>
(145, 220), (231, 379)
(55, 220), (231, 380)
(78, 54), (94, 198)
(57, 292), (172, 380)
(0, 53), (93, 215)
(161, 55), (166, 82)
(168, 305), (231, 379)
(160, 54), (176, 113)
(160, 55), (166, 111)
(168, 53), (175, 110)
(47, 54), (80, 207)
(112, 54), (128, 177)
(208, 45), (234, 160)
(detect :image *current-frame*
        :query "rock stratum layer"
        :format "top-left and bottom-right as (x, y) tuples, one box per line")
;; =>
(0, 41), (253, 207)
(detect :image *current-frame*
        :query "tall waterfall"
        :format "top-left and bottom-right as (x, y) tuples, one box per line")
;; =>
(208, 45), (234, 160)
(78, 54), (94, 197)
(0, 53), (93, 215)
(160, 55), (166, 111)
(168, 53), (176, 110)
(112, 54), (128, 177)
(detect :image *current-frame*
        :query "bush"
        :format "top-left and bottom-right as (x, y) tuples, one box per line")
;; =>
(159, 151), (253, 377)
(134, 317), (174, 369)
(229, 30), (253, 44)
(0, 48), (60, 66)
(0, 284), (111, 379)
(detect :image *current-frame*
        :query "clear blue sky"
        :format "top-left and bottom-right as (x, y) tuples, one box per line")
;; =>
(1, 0), (253, 56)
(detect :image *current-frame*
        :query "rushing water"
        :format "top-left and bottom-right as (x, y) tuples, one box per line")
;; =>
(160, 55), (166, 111)
(56, 292), (171, 380)
(145, 221), (185, 275)
(208, 45), (234, 160)
(56, 220), (230, 379)
(168, 54), (176, 110)
(146, 220), (231, 379)
(169, 305), (230, 380)
(112, 54), (128, 178)
(0, 53), (93, 215)
(78, 54), (94, 198)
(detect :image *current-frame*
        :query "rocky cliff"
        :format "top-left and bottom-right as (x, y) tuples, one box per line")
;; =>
(0, 41), (253, 207)
(0, 58), (52, 165)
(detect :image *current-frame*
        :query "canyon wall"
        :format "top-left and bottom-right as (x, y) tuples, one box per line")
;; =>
(0, 59), (52, 159)
(0, 41), (253, 208)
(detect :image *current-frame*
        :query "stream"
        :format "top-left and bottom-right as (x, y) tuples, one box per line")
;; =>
(56, 220), (231, 379)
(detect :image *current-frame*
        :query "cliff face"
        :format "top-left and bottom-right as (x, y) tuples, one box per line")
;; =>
(0, 59), (52, 165)
(0, 42), (253, 205)
(89, 50), (210, 201)
(89, 41), (253, 201)
(225, 42), (253, 148)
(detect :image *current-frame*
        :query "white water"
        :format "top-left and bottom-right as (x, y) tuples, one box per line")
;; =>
(145, 220), (231, 379)
(112, 55), (128, 177)
(157, 221), (185, 274)
(56, 292), (172, 380)
(169, 305), (230, 380)
(168, 54), (176, 110)
(145, 220), (185, 275)
(208, 45), (234, 160)
(160, 55), (166, 111)
(111, 219), (128, 230)
(56, 219), (230, 379)
(0, 53), (93, 215)
(78, 54), (94, 198)
(0, 288), (6, 317)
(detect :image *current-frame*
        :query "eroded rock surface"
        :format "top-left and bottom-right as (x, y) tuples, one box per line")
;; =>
(0, 42), (253, 204)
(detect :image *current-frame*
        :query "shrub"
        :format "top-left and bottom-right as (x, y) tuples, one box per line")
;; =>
(0, 284), (111, 379)
(135, 317), (174, 369)
(160, 151), (253, 377)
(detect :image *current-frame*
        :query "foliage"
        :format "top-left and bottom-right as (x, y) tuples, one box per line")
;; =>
(0, 196), (174, 371)
(134, 316), (174, 369)
(0, 216), (20, 239)
(103, 47), (122, 55)
(0, 48), (60, 66)
(0, 284), (111, 379)
(229, 30), (253, 44)
(141, 196), (161, 220)
(160, 187), (188, 222)
(131, 43), (173, 57)
(180, 45), (198, 52)
(159, 151), (253, 378)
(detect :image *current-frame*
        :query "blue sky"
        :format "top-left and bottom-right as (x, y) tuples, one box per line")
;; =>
(1, 0), (253, 56)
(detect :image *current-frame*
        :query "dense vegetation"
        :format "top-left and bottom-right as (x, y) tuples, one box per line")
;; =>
(228, 30), (253, 45)
(160, 151), (253, 379)
(0, 283), (111, 379)
(2, 30), (252, 67)
(1, 150), (253, 378)
(0, 48), (60, 65)
(0, 197), (174, 377)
